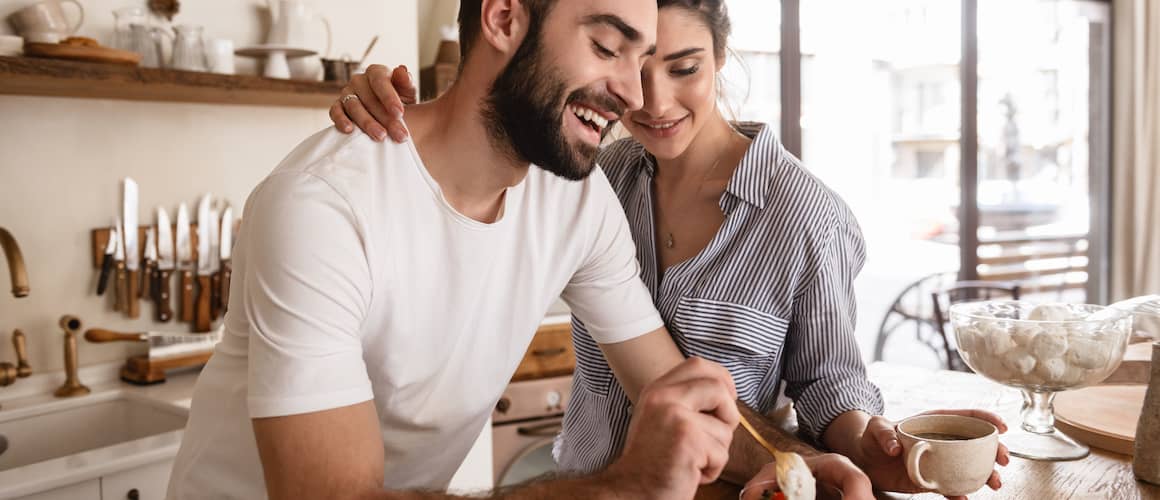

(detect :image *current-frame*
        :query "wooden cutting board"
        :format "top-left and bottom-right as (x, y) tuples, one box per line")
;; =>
(24, 42), (141, 66)
(1055, 384), (1147, 456)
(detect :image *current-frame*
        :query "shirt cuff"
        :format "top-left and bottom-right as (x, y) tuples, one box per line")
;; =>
(248, 384), (374, 419)
(794, 377), (885, 442)
(586, 313), (665, 345)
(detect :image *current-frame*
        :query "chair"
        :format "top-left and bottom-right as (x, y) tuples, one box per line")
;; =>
(873, 271), (959, 366)
(930, 281), (1021, 372)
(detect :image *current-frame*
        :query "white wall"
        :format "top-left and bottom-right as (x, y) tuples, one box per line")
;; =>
(0, 0), (418, 373)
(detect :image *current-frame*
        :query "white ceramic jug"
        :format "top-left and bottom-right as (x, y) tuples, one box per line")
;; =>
(265, 0), (330, 55)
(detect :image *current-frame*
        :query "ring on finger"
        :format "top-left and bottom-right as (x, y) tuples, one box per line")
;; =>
(340, 94), (359, 104)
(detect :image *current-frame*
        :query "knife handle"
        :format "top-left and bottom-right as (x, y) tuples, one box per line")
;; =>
(220, 262), (232, 314)
(96, 252), (114, 295)
(210, 271), (222, 321)
(114, 262), (127, 312)
(180, 270), (194, 323)
(142, 261), (156, 299)
(157, 269), (173, 322)
(195, 275), (212, 332)
(84, 329), (146, 343)
(126, 269), (140, 319)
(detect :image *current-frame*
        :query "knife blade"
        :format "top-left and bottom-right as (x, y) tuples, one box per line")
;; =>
(84, 327), (222, 359)
(156, 207), (175, 322)
(219, 207), (234, 315)
(113, 217), (127, 313)
(96, 223), (117, 295)
(176, 203), (194, 323)
(143, 227), (157, 300)
(208, 206), (222, 321)
(194, 194), (213, 332)
(123, 178), (140, 318)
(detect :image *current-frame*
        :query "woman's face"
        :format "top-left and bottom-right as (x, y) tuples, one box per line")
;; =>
(622, 7), (721, 161)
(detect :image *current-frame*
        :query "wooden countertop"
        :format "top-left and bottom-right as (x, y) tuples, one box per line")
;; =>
(695, 362), (1160, 500)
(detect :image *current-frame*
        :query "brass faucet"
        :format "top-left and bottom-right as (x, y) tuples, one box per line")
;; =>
(55, 315), (90, 398)
(0, 330), (31, 387)
(0, 227), (29, 298)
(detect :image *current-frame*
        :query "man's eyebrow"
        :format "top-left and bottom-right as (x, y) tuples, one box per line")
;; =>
(663, 47), (704, 61)
(582, 14), (642, 42)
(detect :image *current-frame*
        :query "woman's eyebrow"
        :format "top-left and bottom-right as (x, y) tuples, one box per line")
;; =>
(663, 47), (705, 61)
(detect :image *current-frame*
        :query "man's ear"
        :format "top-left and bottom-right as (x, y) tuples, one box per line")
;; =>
(479, 0), (531, 55)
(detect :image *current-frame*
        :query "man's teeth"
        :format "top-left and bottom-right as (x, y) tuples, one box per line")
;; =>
(569, 105), (609, 130)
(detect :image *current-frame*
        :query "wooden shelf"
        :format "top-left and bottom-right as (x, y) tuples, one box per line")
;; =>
(0, 55), (344, 108)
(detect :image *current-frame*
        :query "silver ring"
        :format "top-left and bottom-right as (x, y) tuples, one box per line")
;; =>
(340, 94), (359, 105)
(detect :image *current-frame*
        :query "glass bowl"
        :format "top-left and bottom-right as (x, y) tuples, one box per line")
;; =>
(950, 300), (1132, 461)
(739, 479), (843, 500)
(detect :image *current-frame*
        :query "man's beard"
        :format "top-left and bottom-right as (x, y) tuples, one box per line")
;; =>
(482, 27), (623, 181)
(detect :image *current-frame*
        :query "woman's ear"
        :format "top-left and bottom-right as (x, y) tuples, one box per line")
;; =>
(479, 0), (531, 55)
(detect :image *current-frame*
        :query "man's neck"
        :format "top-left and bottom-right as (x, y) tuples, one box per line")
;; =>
(404, 72), (531, 223)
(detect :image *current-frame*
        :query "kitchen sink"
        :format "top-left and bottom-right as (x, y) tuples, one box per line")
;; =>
(0, 391), (188, 472)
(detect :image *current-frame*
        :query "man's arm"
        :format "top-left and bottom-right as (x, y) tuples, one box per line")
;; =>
(253, 358), (740, 500)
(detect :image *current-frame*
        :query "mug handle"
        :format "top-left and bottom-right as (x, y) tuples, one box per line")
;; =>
(905, 441), (940, 491)
(318, 15), (332, 58)
(63, 0), (85, 35)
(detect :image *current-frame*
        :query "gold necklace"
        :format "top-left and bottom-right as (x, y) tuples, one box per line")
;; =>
(661, 156), (722, 250)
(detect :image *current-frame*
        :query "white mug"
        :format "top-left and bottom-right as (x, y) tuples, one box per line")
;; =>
(206, 39), (236, 75)
(896, 414), (999, 497)
(6, 0), (84, 44)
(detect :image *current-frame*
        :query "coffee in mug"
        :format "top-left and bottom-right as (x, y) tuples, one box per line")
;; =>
(896, 414), (999, 496)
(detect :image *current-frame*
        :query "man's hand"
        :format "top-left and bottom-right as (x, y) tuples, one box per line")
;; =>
(856, 409), (1011, 500)
(330, 64), (417, 142)
(743, 453), (875, 500)
(606, 357), (741, 500)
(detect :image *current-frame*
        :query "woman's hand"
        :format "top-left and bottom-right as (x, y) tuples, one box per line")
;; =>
(329, 64), (417, 143)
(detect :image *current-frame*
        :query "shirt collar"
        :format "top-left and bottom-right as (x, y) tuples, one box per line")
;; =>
(636, 121), (782, 210)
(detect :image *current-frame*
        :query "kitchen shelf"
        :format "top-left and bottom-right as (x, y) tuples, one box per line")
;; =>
(0, 55), (343, 108)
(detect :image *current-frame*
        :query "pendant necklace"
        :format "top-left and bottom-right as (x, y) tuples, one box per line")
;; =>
(663, 156), (722, 250)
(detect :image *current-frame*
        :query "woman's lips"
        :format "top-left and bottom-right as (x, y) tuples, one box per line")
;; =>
(634, 116), (688, 139)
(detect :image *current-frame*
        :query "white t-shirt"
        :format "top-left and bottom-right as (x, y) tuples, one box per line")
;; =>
(166, 129), (662, 499)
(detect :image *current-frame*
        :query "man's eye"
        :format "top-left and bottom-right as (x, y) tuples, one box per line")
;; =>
(671, 64), (700, 76)
(592, 40), (617, 59)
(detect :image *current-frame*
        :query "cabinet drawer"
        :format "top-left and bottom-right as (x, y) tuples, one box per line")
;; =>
(511, 322), (575, 382)
(100, 460), (174, 500)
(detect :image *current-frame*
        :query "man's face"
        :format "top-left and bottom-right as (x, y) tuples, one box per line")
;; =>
(484, 0), (657, 181)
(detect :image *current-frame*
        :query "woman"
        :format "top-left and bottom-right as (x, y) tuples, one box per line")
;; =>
(330, 1), (1007, 497)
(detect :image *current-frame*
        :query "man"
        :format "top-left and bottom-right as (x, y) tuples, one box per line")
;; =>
(166, 0), (741, 499)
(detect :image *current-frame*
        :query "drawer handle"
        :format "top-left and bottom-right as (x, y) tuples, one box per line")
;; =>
(517, 421), (564, 437)
(531, 347), (566, 357)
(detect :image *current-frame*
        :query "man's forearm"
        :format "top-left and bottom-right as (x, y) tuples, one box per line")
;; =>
(720, 402), (822, 485)
(371, 469), (642, 500)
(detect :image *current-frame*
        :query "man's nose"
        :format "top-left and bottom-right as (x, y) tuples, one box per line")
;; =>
(608, 61), (645, 112)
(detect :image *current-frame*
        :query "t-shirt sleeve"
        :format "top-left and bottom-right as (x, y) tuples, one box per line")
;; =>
(560, 169), (663, 345)
(241, 172), (375, 419)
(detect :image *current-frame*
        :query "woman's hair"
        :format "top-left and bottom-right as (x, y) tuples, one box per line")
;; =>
(657, 0), (732, 60)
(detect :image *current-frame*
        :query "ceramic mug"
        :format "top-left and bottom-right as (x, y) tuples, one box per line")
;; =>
(896, 414), (999, 497)
(6, 0), (84, 44)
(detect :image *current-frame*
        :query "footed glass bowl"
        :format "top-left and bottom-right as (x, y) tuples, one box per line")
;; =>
(950, 301), (1132, 461)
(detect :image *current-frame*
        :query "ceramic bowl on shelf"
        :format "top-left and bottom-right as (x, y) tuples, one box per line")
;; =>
(0, 35), (23, 56)
(950, 301), (1132, 461)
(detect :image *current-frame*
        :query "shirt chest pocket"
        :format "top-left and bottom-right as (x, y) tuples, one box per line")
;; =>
(671, 296), (789, 363)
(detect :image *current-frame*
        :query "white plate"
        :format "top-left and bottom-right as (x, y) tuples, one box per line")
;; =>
(234, 44), (317, 58)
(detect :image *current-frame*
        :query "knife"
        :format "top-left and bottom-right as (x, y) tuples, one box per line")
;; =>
(176, 203), (194, 323)
(96, 224), (117, 295)
(156, 207), (175, 322)
(84, 327), (222, 359)
(142, 227), (157, 300)
(123, 178), (141, 319)
(208, 206), (222, 321)
(113, 217), (127, 313)
(194, 194), (213, 332)
(219, 207), (234, 315)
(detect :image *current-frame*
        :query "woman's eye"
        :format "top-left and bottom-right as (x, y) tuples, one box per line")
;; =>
(592, 41), (617, 59)
(671, 64), (700, 76)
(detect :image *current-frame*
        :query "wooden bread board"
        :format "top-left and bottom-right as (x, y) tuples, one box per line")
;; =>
(1055, 384), (1147, 456)
(25, 42), (141, 66)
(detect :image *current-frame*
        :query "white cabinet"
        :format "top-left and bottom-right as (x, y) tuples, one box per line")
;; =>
(99, 461), (174, 500)
(19, 479), (100, 500)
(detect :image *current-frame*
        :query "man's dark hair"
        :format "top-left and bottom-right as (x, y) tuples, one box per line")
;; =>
(457, 0), (560, 61)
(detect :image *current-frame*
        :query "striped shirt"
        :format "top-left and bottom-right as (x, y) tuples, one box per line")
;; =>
(554, 122), (885, 473)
